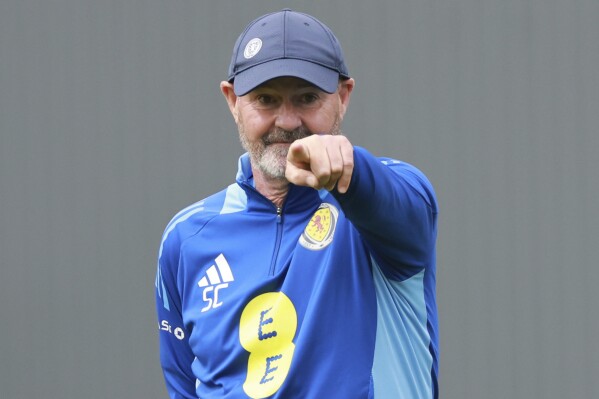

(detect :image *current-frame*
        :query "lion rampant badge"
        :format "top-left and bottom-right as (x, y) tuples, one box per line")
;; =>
(299, 203), (339, 250)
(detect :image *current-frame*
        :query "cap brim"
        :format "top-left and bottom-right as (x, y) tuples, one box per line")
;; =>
(232, 58), (340, 96)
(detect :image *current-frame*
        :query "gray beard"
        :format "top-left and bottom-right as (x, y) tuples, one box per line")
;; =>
(238, 118), (342, 181)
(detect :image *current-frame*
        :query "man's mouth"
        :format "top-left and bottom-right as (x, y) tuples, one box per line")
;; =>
(263, 128), (310, 146)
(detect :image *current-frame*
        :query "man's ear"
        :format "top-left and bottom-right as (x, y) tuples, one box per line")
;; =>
(220, 81), (239, 123)
(337, 78), (355, 120)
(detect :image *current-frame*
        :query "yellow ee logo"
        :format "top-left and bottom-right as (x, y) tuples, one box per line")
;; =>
(239, 292), (297, 398)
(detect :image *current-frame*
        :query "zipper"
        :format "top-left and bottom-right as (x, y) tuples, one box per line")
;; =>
(268, 207), (284, 275)
(239, 181), (286, 276)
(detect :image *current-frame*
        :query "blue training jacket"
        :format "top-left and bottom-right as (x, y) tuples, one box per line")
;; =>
(156, 146), (439, 399)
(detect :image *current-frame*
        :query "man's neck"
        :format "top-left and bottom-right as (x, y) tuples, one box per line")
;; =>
(252, 169), (289, 209)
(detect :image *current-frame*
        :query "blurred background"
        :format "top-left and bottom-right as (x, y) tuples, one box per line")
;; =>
(1, 0), (597, 398)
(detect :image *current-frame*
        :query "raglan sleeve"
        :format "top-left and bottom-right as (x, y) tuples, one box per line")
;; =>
(333, 146), (438, 275)
(155, 226), (197, 399)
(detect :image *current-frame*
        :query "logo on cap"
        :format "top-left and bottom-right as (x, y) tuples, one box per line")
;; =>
(243, 38), (262, 59)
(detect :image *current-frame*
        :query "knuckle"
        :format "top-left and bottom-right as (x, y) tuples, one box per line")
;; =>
(330, 163), (343, 175)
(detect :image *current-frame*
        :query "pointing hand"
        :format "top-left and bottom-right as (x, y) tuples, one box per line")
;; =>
(285, 135), (354, 193)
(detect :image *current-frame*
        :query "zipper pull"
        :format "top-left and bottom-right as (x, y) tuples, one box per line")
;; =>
(276, 207), (283, 223)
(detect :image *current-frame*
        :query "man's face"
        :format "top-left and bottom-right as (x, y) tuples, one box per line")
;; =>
(232, 77), (348, 180)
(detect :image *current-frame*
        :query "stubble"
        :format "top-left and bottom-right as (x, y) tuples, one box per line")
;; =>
(238, 116), (342, 181)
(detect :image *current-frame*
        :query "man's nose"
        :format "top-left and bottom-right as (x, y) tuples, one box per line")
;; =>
(274, 103), (302, 131)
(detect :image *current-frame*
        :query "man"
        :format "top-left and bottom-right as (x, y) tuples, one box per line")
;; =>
(156, 9), (439, 399)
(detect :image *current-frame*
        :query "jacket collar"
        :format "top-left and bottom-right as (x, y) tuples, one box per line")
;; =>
(235, 153), (323, 213)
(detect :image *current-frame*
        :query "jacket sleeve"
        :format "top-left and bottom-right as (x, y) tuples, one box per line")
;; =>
(333, 146), (438, 277)
(155, 227), (197, 399)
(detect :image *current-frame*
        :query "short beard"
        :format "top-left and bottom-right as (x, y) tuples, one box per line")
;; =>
(238, 116), (342, 181)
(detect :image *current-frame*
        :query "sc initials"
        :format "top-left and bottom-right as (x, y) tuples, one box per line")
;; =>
(201, 283), (229, 312)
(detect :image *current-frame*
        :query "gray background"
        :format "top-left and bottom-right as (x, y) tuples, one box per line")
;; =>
(1, 0), (597, 398)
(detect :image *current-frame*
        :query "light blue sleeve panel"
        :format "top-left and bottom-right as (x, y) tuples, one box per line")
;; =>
(371, 258), (434, 399)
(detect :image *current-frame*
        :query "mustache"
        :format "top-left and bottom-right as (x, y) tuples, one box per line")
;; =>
(262, 127), (310, 145)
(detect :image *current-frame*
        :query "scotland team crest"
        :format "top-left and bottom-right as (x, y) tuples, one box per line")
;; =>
(299, 203), (339, 250)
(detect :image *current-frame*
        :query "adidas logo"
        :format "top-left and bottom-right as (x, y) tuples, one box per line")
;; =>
(198, 254), (234, 312)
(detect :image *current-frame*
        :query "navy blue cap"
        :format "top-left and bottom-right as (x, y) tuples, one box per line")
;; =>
(227, 9), (350, 96)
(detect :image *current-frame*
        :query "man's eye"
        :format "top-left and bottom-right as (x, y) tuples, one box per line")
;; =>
(257, 95), (276, 105)
(300, 93), (319, 104)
